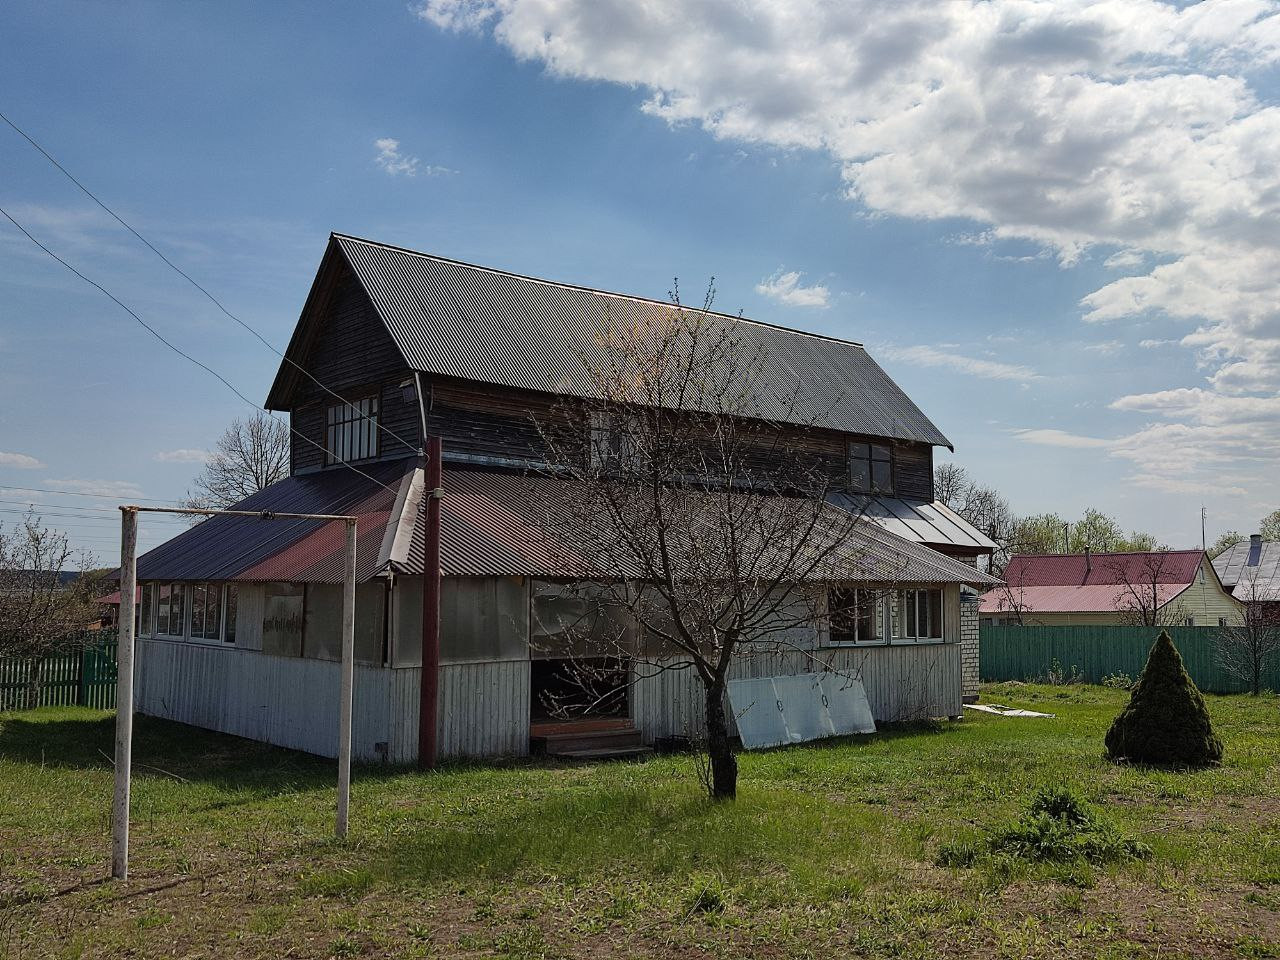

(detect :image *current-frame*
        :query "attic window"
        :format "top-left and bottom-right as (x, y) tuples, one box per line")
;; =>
(849, 441), (893, 494)
(326, 396), (379, 464)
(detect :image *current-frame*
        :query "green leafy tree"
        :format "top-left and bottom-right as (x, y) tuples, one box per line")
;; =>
(1260, 510), (1280, 541)
(1210, 531), (1245, 558)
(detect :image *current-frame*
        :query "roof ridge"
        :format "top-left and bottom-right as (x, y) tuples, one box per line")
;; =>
(1011, 549), (1201, 559)
(330, 232), (867, 349)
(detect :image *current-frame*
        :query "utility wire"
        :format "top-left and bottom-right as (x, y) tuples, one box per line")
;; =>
(0, 484), (181, 504)
(0, 109), (419, 455)
(0, 204), (400, 499)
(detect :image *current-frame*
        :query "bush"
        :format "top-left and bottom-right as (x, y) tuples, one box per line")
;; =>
(1105, 631), (1223, 768)
(1101, 671), (1133, 690)
(937, 787), (1150, 868)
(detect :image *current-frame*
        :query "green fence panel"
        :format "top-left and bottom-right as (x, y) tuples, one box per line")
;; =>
(979, 624), (1279, 694)
(0, 631), (119, 712)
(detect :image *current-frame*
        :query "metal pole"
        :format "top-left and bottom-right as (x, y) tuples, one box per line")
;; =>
(418, 435), (442, 770)
(336, 518), (357, 839)
(111, 507), (138, 880)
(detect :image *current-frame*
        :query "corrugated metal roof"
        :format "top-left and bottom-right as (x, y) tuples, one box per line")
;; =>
(137, 459), (998, 588)
(135, 460), (412, 584)
(324, 235), (951, 448)
(1214, 539), (1280, 601)
(829, 493), (997, 551)
(978, 583), (1190, 615)
(395, 467), (998, 586)
(1002, 551), (1204, 588)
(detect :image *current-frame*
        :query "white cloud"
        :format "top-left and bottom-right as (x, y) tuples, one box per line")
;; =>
(1083, 340), (1123, 355)
(46, 478), (146, 499)
(1139, 338), (1175, 348)
(375, 138), (417, 176)
(1012, 428), (1113, 449)
(153, 449), (210, 464)
(0, 451), (44, 469)
(880, 344), (1039, 383)
(755, 269), (830, 308)
(420, 0), (1280, 503)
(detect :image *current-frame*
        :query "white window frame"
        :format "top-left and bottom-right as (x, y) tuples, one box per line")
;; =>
(154, 582), (189, 640)
(895, 588), (946, 643)
(188, 582), (227, 645)
(827, 587), (888, 646)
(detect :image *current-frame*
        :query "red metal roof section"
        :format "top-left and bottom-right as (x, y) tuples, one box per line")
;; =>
(1002, 551), (1203, 588)
(978, 583), (1190, 614)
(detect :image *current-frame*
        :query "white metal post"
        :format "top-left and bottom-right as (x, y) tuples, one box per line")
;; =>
(112, 507), (138, 880)
(336, 518), (357, 839)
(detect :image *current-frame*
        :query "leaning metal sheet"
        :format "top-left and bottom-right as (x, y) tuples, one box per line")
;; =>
(729, 672), (876, 750)
(729, 677), (790, 749)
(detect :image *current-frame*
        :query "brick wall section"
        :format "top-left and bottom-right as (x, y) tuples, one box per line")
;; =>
(961, 598), (980, 702)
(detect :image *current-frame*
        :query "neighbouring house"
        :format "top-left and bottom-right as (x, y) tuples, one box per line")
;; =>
(129, 233), (998, 762)
(979, 549), (1243, 627)
(1213, 534), (1280, 613)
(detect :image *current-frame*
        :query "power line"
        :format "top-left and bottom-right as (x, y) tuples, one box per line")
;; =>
(0, 497), (190, 517)
(0, 484), (180, 504)
(0, 108), (419, 455)
(0, 204), (400, 499)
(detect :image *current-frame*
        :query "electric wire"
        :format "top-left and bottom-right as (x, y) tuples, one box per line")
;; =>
(0, 108), (419, 455)
(0, 204), (400, 499)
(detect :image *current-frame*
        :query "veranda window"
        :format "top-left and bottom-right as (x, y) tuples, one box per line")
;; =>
(190, 583), (224, 643)
(156, 583), (187, 638)
(897, 588), (944, 641)
(828, 587), (884, 645)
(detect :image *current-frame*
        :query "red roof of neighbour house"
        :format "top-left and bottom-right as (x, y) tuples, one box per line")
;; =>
(980, 550), (1206, 615)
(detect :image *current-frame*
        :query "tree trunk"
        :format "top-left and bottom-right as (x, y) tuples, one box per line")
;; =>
(704, 681), (737, 801)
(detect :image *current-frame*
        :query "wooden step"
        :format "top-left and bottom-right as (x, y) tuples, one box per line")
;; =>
(552, 745), (654, 761)
(534, 728), (644, 755)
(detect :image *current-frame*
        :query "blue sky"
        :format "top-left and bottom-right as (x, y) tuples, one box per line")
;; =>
(2, 0), (1278, 561)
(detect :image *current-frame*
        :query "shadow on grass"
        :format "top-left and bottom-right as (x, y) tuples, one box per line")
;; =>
(0, 709), (345, 793)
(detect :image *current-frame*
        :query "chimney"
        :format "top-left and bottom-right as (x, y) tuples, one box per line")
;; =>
(1084, 546), (1092, 579)
(1248, 533), (1263, 568)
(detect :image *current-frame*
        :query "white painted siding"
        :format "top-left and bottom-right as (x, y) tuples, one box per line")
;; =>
(388, 661), (531, 762)
(631, 641), (962, 743)
(135, 638), (393, 760)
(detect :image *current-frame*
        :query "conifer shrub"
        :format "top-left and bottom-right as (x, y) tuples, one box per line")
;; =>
(1104, 631), (1223, 768)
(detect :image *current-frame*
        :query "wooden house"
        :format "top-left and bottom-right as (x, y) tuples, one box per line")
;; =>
(131, 234), (997, 762)
(979, 550), (1243, 627)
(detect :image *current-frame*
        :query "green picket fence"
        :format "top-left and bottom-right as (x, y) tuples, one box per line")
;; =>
(979, 624), (1278, 694)
(0, 631), (118, 712)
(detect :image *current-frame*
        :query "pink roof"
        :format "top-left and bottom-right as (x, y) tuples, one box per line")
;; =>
(979, 583), (1190, 614)
(1002, 551), (1203, 588)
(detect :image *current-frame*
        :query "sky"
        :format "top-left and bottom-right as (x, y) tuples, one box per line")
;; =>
(1, 0), (1278, 563)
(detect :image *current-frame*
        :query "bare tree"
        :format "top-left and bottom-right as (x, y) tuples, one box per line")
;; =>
(184, 412), (290, 512)
(0, 511), (99, 707)
(529, 284), (881, 800)
(933, 464), (1017, 573)
(1107, 553), (1188, 628)
(1215, 575), (1280, 696)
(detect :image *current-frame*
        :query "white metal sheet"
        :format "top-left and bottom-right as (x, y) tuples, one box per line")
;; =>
(729, 672), (876, 749)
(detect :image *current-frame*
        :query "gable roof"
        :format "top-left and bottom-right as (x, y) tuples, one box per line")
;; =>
(980, 550), (1209, 615)
(267, 234), (952, 448)
(1214, 538), (1280, 601)
(1002, 551), (1205, 588)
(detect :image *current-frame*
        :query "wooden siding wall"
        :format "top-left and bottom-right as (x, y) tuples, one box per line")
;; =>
(289, 264), (418, 473)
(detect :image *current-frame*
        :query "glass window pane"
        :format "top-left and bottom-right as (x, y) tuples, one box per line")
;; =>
(905, 590), (918, 638)
(304, 584), (343, 661)
(262, 583), (304, 657)
(849, 442), (869, 460)
(140, 584), (153, 637)
(157, 584), (170, 635)
(871, 444), (891, 462)
(191, 584), (206, 638)
(224, 584), (238, 644)
(871, 460), (892, 492)
(170, 583), (186, 638)
(850, 458), (870, 492)
(928, 590), (943, 639)
(206, 584), (223, 640)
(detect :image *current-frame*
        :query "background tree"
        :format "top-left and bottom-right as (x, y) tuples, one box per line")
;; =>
(1210, 531), (1245, 558)
(933, 463), (1018, 573)
(1261, 510), (1280, 541)
(0, 511), (100, 707)
(532, 285), (874, 801)
(1106, 552), (1190, 628)
(184, 411), (290, 513)
(1214, 574), (1280, 696)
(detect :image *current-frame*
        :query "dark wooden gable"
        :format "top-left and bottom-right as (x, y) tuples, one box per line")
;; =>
(268, 241), (419, 474)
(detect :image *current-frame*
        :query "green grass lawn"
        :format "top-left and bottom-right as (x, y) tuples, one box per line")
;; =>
(1, 683), (1277, 959)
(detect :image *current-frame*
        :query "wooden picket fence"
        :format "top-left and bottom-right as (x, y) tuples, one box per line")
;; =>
(0, 631), (118, 712)
(979, 624), (1278, 694)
